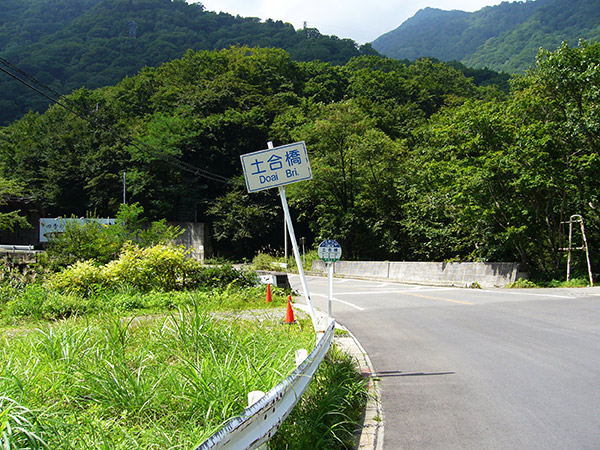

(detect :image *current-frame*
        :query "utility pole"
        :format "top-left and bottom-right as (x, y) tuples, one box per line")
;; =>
(560, 214), (594, 286)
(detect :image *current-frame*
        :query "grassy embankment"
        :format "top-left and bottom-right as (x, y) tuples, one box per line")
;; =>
(0, 250), (367, 449)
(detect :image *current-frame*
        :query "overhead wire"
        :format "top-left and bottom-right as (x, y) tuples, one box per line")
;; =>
(0, 57), (233, 185)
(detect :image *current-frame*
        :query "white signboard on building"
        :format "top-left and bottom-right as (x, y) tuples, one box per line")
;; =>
(240, 141), (312, 193)
(39, 218), (116, 242)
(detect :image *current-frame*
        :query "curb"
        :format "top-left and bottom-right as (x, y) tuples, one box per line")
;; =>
(335, 324), (384, 450)
(294, 304), (384, 450)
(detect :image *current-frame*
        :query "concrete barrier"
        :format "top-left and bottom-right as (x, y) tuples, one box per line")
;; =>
(256, 271), (291, 289)
(311, 260), (522, 288)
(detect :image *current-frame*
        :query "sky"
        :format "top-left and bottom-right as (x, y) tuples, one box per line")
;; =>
(192, 0), (510, 44)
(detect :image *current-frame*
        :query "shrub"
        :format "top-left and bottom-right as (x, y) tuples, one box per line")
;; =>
(4, 283), (97, 320)
(48, 260), (105, 295)
(4, 284), (48, 320)
(46, 218), (122, 269)
(507, 278), (538, 288)
(544, 277), (591, 288)
(46, 245), (259, 295)
(45, 204), (183, 270)
(252, 252), (279, 270)
(195, 264), (258, 289)
(103, 244), (193, 292)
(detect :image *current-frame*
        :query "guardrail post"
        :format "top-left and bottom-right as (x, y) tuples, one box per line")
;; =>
(248, 391), (268, 450)
(295, 349), (307, 366)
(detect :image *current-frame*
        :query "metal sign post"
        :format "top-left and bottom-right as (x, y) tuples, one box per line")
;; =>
(318, 240), (342, 320)
(278, 185), (319, 329)
(240, 141), (319, 330)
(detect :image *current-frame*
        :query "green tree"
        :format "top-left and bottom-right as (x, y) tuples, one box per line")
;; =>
(509, 41), (600, 275)
(284, 101), (405, 259)
(208, 183), (280, 258)
(406, 41), (600, 277)
(0, 178), (30, 231)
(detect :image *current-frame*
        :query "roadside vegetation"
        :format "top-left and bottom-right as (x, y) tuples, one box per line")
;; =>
(507, 277), (592, 289)
(0, 215), (368, 449)
(3, 42), (599, 282)
(252, 250), (321, 274)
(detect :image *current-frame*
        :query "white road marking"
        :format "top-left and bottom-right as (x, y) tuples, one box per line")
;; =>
(477, 289), (573, 299)
(335, 288), (458, 296)
(310, 293), (366, 311)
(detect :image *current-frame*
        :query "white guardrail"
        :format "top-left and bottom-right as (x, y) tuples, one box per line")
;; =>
(195, 319), (335, 450)
(0, 245), (35, 251)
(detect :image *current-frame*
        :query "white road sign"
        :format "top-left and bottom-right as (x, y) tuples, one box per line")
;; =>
(318, 240), (342, 263)
(39, 218), (116, 242)
(240, 141), (312, 193)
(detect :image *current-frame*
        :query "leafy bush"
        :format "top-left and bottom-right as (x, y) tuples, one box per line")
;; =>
(47, 260), (106, 295)
(45, 218), (123, 269)
(507, 278), (538, 288)
(47, 244), (258, 295)
(252, 252), (279, 270)
(103, 244), (194, 292)
(195, 264), (258, 288)
(4, 283), (98, 320)
(543, 277), (591, 288)
(3, 284), (48, 320)
(45, 203), (182, 270)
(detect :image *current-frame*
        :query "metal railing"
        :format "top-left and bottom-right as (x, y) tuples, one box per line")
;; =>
(195, 319), (335, 450)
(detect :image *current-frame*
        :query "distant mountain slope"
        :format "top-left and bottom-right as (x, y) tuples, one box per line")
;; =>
(372, 0), (600, 73)
(0, 0), (374, 126)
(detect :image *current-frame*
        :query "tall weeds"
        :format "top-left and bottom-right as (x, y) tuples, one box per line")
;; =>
(0, 304), (316, 448)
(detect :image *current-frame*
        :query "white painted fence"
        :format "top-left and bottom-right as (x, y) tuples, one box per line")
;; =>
(194, 319), (335, 449)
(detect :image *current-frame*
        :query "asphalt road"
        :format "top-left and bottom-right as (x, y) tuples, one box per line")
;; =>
(289, 275), (600, 450)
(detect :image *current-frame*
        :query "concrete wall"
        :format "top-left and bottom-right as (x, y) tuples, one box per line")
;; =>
(311, 260), (522, 288)
(171, 222), (211, 262)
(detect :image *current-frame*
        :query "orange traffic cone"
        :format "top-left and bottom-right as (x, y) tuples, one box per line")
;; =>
(266, 284), (272, 303)
(285, 295), (296, 324)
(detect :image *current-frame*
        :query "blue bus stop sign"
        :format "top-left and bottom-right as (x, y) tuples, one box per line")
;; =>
(318, 240), (342, 263)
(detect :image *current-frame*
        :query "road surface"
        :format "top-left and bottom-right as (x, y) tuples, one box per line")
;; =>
(289, 275), (600, 449)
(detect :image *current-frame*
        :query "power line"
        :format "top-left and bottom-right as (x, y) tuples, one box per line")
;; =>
(0, 57), (233, 185)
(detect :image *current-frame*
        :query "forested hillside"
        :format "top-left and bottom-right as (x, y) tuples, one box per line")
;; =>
(0, 0), (374, 125)
(2, 41), (599, 279)
(372, 0), (600, 73)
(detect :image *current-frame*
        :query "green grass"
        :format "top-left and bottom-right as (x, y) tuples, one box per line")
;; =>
(0, 286), (368, 449)
(0, 304), (316, 449)
(1, 256), (368, 449)
(270, 345), (368, 450)
(507, 276), (592, 288)
(0, 282), (291, 325)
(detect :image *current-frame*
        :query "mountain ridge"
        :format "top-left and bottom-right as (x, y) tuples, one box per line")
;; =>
(372, 0), (600, 73)
(0, 0), (374, 126)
